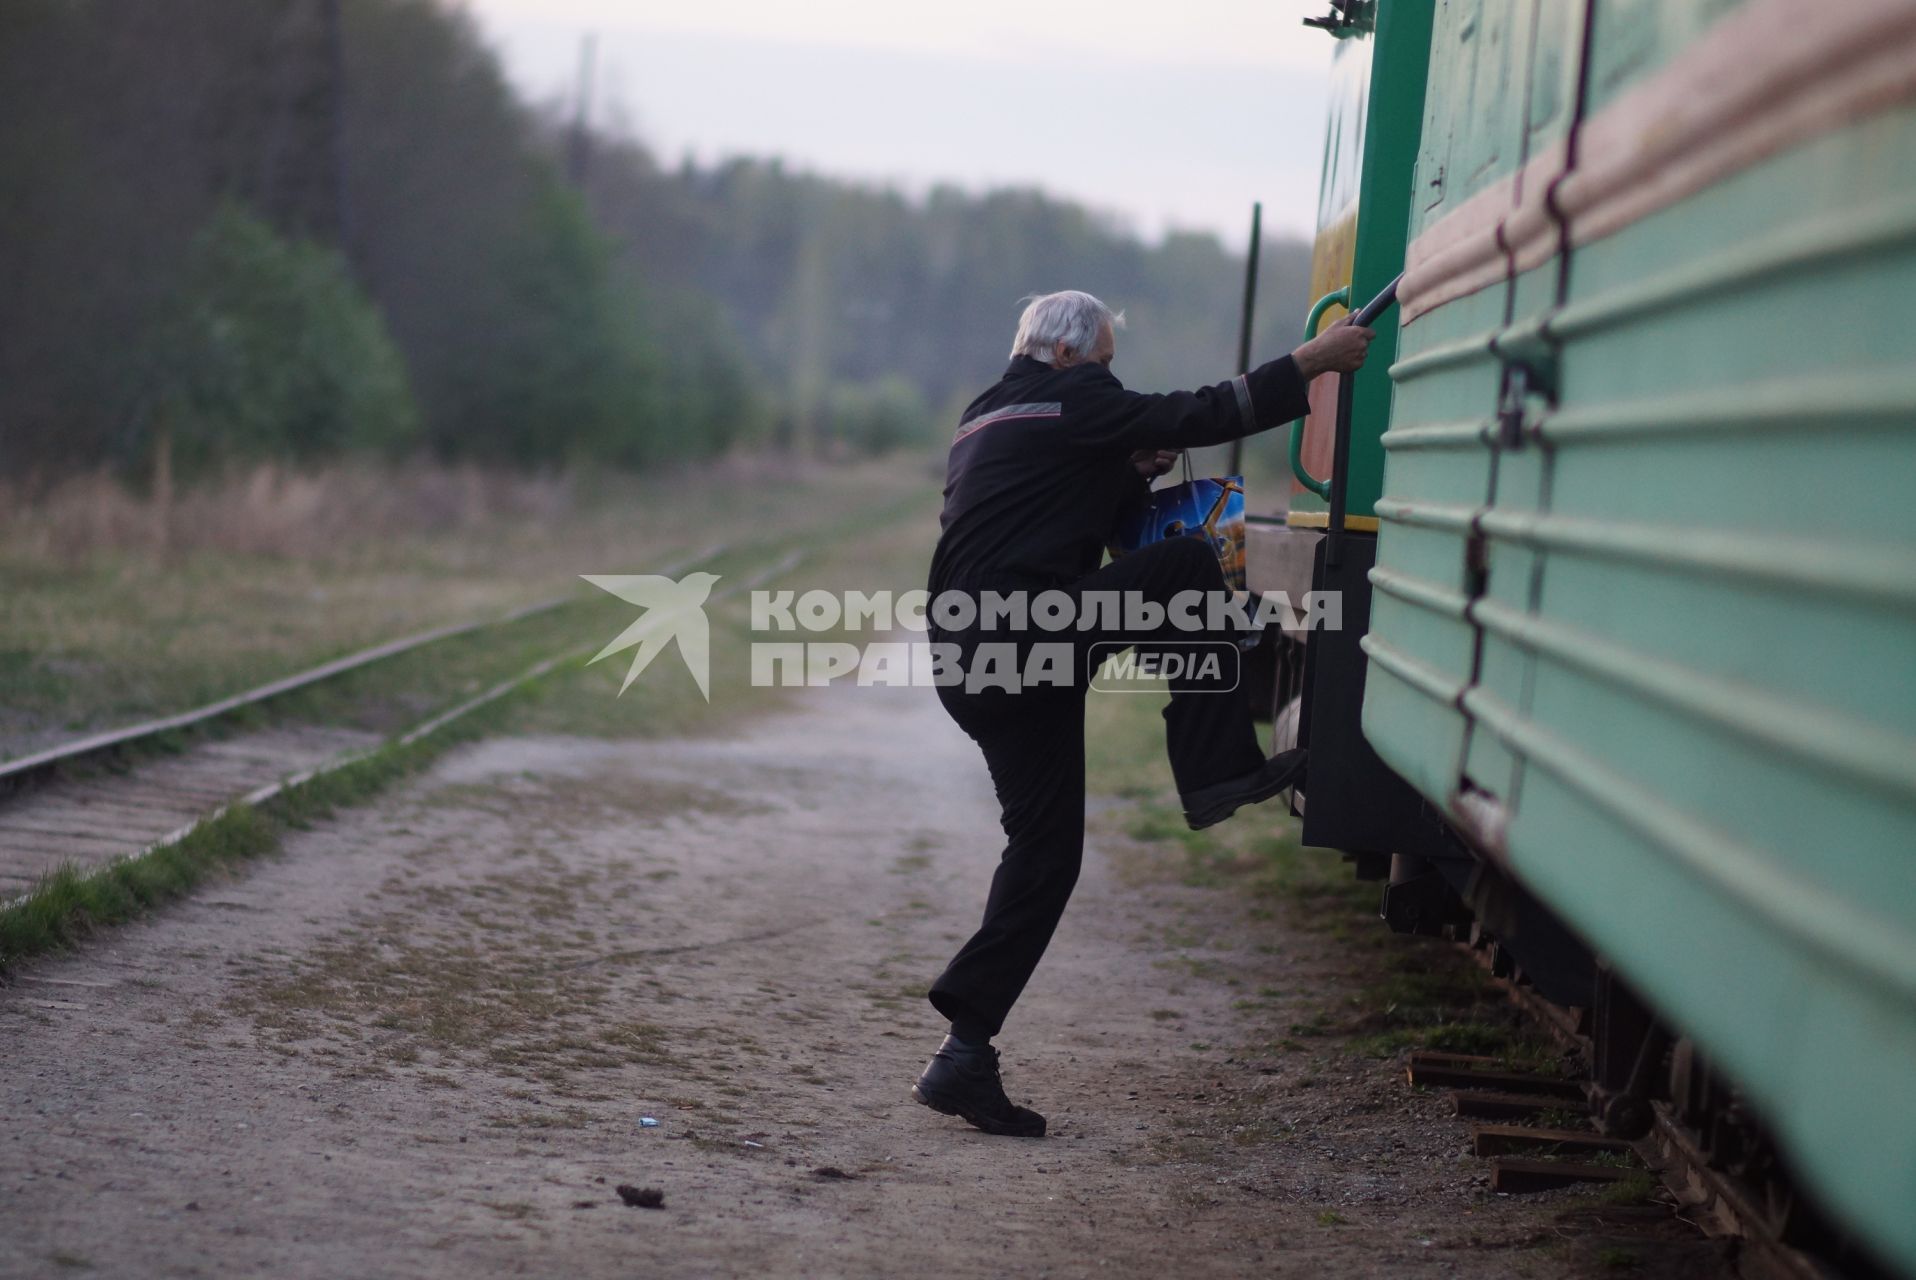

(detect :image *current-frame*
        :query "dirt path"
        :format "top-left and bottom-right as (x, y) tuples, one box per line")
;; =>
(0, 681), (1730, 1278)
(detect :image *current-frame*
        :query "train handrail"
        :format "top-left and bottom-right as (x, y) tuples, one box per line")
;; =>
(1288, 285), (1348, 500)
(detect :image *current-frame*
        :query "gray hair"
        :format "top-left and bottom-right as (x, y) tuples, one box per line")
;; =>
(1009, 290), (1125, 364)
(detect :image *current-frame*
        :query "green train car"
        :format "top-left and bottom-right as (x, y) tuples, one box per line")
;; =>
(1247, 0), (1916, 1271)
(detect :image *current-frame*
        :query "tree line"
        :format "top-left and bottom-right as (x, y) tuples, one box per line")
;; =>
(0, 0), (1311, 484)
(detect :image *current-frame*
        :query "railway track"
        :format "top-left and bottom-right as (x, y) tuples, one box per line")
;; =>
(0, 542), (807, 908)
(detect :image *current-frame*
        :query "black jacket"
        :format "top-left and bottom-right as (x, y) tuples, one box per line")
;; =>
(928, 353), (1311, 595)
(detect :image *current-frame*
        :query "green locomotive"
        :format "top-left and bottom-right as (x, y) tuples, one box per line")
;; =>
(1247, 0), (1916, 1272)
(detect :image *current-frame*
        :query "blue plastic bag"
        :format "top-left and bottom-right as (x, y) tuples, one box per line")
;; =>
(1110, 475), (1247, 592)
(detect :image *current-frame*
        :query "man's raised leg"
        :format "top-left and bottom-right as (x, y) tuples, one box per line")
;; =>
(1064, 536), (1302, 824)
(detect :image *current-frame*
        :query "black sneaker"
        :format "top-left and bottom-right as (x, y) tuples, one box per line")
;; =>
(1180, 748), (1307, 831)
(911, 1036), (1046, 1138)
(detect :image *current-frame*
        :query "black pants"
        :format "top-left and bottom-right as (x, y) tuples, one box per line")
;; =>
(927, 537), (1265, 1037)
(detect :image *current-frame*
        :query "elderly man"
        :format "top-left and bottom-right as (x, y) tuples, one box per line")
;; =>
(913, 289), (1375, 1137)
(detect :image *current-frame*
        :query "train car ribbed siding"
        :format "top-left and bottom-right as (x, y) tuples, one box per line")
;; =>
(1516, 110), (1916, 1280)
(1365, 0), (1916, 1269)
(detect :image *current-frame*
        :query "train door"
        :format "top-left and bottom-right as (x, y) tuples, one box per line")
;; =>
(1361, 0), (1539, 818)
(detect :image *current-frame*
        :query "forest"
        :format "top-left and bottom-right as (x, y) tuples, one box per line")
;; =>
(0, 0), (1312, 484)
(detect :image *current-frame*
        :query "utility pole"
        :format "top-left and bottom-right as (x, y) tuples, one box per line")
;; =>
(566, 34), (598, 188)
(262, 0), (352, 250)
(319, 0), (353, 251)
(1227, 201), (1262, 477)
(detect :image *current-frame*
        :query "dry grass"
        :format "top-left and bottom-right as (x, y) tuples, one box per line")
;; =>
(2, 462), (579, 564)
(0, 452), (941, 755)
(0, 453), (935, 564)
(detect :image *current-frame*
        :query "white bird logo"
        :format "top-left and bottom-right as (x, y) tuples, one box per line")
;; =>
(580, 571), (721, 699)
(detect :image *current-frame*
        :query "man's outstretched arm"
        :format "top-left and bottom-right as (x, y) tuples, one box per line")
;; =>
(1061, 317), (1377, 453)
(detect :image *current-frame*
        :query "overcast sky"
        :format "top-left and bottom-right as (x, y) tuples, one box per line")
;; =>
(456, 0), (1334, 246)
